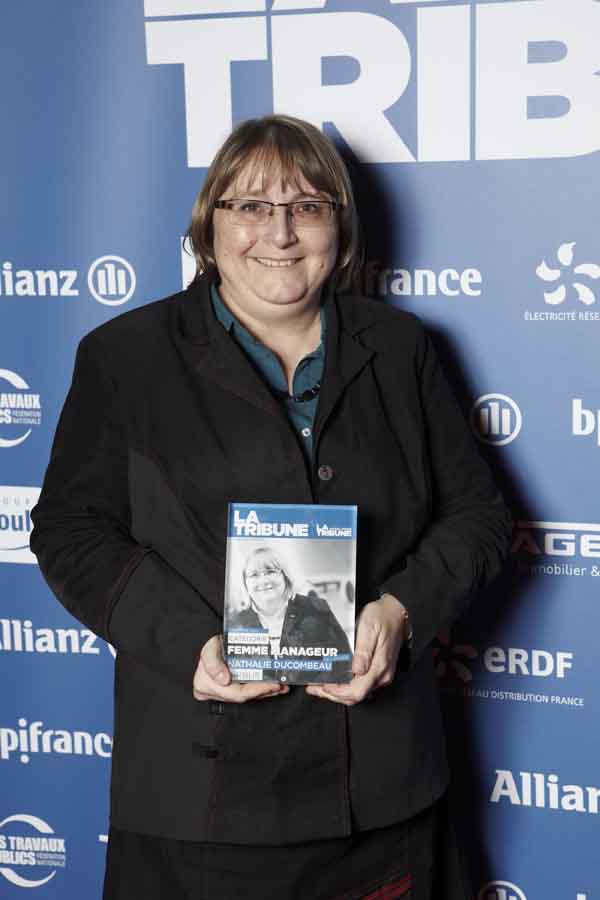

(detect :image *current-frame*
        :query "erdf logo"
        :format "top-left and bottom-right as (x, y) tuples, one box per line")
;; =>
(478, 883), (525, 900)
(0, 813), (67, 888)
(470, 394), (522, 446)
(87, 256), (136, 306)
(0, 371), (41, 448)
(144, 1), (600, 167)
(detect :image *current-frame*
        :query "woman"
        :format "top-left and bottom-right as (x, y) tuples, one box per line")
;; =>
(227, 545), (353, 683)
(31, 114), (511, 899)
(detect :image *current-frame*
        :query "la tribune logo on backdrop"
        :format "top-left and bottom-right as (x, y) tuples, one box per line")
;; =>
(0, 372), (42, 449)
(470, 395), (522, 446)
(0, 486), (40, 564)
(144, 1), (600, 167)
(0, 256), (135, 306)
(0, 813), (67, 889)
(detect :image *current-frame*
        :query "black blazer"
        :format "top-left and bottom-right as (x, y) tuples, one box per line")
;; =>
(31, 272), (511, 845)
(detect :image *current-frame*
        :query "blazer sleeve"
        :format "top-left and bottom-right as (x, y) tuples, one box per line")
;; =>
(379, 327), (512, 663)
(30, 333), (221, 688)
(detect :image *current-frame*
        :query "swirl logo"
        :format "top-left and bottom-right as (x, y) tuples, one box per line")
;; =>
(433, 631), (478, 683)
(0, 813), (66, 888)
(537, 242), (600, 306)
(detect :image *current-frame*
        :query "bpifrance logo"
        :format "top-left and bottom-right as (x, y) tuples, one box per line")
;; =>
(0, 486), (40, 564)
(0, 718), (112, 765)
(0, 371), (41, 448)
(144, 1), (600, 167)
(0, 813), (67, 888)
(470, 394), (522, 446)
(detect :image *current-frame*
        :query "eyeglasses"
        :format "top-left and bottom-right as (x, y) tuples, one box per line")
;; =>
(214, 198), (342, 228)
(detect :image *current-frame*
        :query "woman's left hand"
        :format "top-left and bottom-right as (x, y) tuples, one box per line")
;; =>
(305, 593), (409, 706)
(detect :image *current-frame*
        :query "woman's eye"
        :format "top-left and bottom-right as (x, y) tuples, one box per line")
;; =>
(295, 202), (320, 215)
(238, 201), (265, 215)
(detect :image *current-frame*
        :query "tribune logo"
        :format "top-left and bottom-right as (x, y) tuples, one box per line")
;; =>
(478, 883), (526, 900)
(0, 256), (135, 306)
(0, 486), (40, 563)
(0, 372), (42, 449)
(0, 813), (67, 889)
(145, 1), (600, 168)
(470, 394), (521, 446)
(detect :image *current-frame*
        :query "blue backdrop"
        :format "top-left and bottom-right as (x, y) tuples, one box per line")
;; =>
(1, 2), (599, 897)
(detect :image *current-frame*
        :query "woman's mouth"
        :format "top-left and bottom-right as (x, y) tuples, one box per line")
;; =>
(253, 258), (301, 268)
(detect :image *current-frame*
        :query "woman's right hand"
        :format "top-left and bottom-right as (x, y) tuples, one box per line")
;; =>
(193, 635), (289, 703)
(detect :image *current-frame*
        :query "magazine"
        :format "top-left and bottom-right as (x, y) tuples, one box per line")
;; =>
(223, 502), (357, 685)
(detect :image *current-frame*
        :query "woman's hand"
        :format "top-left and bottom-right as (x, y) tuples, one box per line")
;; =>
(305, 593), (409, 706)
(193, 635), (289, 703)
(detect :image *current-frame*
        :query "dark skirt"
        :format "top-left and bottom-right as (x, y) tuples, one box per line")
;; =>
(103, 805), (436, 900)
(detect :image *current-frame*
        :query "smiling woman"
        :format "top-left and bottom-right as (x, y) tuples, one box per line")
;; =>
(31, 114), (511, 900)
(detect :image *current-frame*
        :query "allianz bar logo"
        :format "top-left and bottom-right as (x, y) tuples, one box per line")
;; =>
(0, 487), (39, 562)
(512, 520), (600, 578)
(491, 769), (600, 816)
(0, 256), (135, 306)
(479, 883), (588, 900)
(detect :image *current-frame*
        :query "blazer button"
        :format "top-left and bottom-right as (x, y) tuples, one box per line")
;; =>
(317, 464), (334, 482)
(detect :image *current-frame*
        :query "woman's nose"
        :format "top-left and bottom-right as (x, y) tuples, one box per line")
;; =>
(264, 206), (298, 247)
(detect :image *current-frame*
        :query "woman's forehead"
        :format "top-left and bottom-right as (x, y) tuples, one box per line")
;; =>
(228, 149), (327, 197)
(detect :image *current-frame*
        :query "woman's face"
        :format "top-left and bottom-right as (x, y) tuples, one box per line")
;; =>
(212, 162), (339, 321)
(244, 556), (288, 616)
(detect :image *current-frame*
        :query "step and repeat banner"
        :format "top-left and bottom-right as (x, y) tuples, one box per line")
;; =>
(1, 1), (599, 897)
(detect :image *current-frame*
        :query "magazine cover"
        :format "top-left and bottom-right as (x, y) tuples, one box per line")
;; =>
(223, 502), (357, 685)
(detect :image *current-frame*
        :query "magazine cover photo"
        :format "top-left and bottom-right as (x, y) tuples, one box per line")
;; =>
(224, 503), (357, 685)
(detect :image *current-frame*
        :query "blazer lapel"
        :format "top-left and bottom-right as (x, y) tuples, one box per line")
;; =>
(314, 293), (375, 443)
(174, 274), (287, 422)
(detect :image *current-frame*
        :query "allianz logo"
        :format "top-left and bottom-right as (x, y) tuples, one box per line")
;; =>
(0, 718), (112, 764)
(0, 256), (135, 306)
(491, 769), (600, 816)
(479, 885), (588, 900)
(512, 520), (600, 559)
(0, 618), (111, 657)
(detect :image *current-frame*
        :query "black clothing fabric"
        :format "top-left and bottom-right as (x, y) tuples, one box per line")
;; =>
(103, 804), (436, 900)
(31, 272), (511, 845)
(228, 592), (353, 683)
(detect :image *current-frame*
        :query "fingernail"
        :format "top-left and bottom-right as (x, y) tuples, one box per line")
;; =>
(216, 671), (229, 684)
